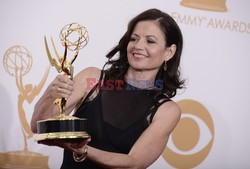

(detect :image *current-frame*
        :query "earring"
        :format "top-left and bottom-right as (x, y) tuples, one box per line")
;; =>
(164, 60), (167, 71)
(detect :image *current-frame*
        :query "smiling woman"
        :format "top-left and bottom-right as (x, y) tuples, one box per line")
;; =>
(127, 20), (173, 72)
(30, 8), (184, 169)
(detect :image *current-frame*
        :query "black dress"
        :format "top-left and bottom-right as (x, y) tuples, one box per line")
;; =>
(60, 71), (169, 169)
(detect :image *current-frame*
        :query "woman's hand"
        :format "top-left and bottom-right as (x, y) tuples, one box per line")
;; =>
(48, 74), (74, 99)
(39, 137), (91, 154)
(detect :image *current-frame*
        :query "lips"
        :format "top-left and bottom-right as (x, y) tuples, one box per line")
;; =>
(133, 53), (148, 59)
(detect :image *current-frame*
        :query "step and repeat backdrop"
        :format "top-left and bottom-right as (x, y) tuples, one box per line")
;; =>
(0, 0), (249, 168)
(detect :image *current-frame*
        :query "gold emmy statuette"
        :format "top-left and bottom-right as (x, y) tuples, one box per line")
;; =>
(180, 0), (227, 12)
(36, 22), (90, 144)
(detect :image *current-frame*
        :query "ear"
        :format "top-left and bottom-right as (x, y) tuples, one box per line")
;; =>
(164, 44), (176, 61)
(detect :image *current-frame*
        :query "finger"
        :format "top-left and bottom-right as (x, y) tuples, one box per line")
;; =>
(69, 138), (91, 151)
(52, 83), (74, 99)
(77, 138), (91, 148)
(53, 141), (72, 151)
(71, 145), (88, 155)
(57, 87), (63, 92)
(58, 83), (74, 92)
(56, 77), (74, 93)
(56, 86), (73, 95)
(57, 74), (69, 83)
(57, 74), (74, 84)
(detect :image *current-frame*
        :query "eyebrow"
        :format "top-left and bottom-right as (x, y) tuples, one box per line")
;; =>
(131, 33), (158, 40)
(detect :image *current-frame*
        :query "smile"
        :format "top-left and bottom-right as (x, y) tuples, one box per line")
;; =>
(133, 53), (148, 59)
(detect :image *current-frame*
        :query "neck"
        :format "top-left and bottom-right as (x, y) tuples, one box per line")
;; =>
(125, 67), (159, 89)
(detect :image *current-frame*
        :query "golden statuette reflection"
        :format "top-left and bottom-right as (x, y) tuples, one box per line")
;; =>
(180, 0), (227, 12)
(0, 45), (49, 168)
(36, 22), (90, 144)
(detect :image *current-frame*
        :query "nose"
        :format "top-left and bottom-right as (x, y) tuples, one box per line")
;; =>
(134, 39), (144, 50)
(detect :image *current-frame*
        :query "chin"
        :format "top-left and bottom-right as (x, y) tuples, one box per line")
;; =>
(129, 65), (146, 71)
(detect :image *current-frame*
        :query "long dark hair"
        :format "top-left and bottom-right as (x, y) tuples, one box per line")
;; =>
(104, 8), (184, 99)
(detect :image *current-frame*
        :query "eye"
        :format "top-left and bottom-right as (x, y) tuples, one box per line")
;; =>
(129, 37), (136, 42)
(147, 39), (156, 44)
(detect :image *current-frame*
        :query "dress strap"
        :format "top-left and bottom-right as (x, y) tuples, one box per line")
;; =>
(149, 98), (171, 123)
(84, 69), (105, 100)
(74, 69), (105, 112)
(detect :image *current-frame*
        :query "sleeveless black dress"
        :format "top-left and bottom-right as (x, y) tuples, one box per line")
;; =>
(60, 71), (169, 169)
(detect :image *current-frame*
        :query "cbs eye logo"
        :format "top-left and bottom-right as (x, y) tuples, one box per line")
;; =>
(162, 99), (214, 168)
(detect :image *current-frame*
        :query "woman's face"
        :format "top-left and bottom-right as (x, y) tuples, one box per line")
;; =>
(127, 20), (169, 72)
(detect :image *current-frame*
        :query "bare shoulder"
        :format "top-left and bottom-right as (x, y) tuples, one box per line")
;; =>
(72, 66), (102, 94)
(157, 101), (181, 118)
(75, 66), (102, 80)
(68, 67), (102, 107)
(152, 100), (181, 133)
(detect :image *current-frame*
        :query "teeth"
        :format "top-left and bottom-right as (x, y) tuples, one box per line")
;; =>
(134, 53), (145, 58)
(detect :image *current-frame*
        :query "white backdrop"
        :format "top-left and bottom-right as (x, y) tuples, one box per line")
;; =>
(0, 0), (250, 168)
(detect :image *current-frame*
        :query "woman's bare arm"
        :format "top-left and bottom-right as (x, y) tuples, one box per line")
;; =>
(71, 101), (181, 169)
(30, 67), (101, 133)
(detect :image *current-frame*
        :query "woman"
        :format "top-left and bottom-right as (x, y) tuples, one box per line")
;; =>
(31, 8), (184, 169)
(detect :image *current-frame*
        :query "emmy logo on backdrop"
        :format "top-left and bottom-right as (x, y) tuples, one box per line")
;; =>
(36, 22), (90, 145)
(0, 45), (50, 168)
(180, 0), (227, 12)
